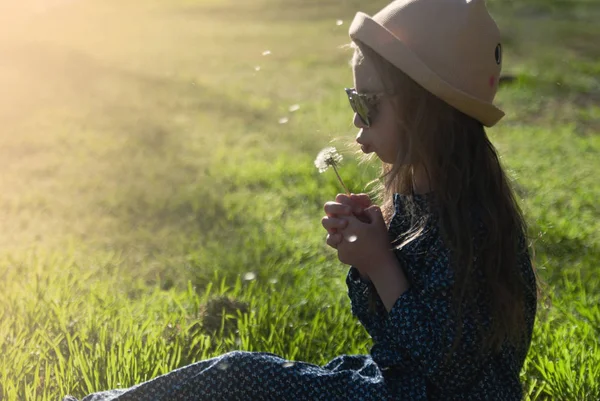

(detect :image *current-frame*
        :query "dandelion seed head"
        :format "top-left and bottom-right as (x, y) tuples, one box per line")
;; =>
(314, 146), (343, 173)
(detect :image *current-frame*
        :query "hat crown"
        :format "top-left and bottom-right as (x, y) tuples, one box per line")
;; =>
(373, 0), (501, 103)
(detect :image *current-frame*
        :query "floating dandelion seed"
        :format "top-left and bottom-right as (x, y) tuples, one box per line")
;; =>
(243, 272), (256, 281)
(336, 19), (344, 26)
(347, 234), (358, 243)
(268, 278), (278, 284)
(282, 362), (295, 368)
(255, 66), (261, 71)
(314, 147), (349, 195)
(278, 117), (289, 124)
(289, 104), (300, 112)
(262, 50), (271, 56)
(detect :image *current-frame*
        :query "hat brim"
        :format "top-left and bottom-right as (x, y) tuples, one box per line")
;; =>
(349, 12), (504, 127)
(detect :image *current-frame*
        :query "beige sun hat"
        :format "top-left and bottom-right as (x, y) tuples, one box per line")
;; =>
(349, 0), (505, 127)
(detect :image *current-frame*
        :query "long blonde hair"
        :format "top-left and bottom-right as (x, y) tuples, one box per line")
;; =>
(349, 41), (541, 357)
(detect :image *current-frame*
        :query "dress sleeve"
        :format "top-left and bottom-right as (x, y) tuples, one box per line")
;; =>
(345, 266), (388, 343)
(378, 248), (493, 390)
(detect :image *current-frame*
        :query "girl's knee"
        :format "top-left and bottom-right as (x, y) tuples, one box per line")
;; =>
(214, 350), (257, 373)
(219, 350), (252, 361)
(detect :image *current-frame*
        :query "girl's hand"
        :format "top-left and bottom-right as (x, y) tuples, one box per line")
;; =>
(322, 193), (373, 249)
(337, 205), (393, 277)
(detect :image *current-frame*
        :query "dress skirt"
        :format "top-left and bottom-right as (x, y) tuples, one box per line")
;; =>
(63, 351), (405, 401)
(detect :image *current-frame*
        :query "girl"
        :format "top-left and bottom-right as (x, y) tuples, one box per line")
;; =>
(65, 0), (539, 400)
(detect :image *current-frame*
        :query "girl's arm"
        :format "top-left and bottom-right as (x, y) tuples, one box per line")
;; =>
(345, 266), (388, 343)
(366, 251), (410, 312)
(371, 243), (496, 391)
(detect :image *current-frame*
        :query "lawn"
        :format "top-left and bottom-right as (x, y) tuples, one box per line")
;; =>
(0, 0), (598, 399)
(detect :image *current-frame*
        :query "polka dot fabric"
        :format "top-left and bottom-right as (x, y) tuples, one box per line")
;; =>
(63, 351), (399, 401)
(64, 193), (536, 401)
(348, 193), (537, 400)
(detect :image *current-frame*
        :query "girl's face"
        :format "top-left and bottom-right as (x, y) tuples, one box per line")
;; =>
(352, 57), (404, 165)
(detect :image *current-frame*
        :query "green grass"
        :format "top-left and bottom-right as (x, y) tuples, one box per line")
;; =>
(0, 0), (599, 399)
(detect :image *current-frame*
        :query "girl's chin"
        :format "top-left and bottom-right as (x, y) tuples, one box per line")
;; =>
(379, 154), (397, 164)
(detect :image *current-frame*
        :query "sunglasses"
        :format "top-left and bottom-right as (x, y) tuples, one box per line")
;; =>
(344, 87), (384, 128)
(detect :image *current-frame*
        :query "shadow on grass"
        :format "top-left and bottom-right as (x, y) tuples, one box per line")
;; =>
(490, 0), (600, 134)
(529, 225), (600, 294)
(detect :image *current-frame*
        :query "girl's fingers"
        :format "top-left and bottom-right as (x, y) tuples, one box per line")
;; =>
(335, 194), (371, 214)
(335, 193), (351, 205)
(321, 216), (348, 234)
(326, 233), (342, 249)
(322, 194), (374, 251)
(323, 201), (352, 217)
(350, 193), (373, 208)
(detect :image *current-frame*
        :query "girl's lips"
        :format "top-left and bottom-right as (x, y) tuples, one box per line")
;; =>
(360, 144), (372, 153)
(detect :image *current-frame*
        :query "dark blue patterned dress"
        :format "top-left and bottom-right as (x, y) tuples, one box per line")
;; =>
(64, 193), (537, 401)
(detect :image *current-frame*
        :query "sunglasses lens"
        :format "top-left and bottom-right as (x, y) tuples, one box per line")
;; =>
(355, 101), (370, 127)
(346, 90), (370, 127)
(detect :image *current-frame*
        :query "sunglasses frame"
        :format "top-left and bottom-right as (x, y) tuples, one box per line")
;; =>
(344, 87), (384, 128)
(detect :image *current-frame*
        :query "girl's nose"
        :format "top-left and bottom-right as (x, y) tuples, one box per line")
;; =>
(355, 131), (365, 145)
(353, 113), (368, 129)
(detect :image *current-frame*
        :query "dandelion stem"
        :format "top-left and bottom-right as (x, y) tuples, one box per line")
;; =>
(331, 164), (350, 195)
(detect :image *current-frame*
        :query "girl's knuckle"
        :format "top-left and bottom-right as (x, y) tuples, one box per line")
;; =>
(335, 194), (350, 203)
(326, 237), (337, 249)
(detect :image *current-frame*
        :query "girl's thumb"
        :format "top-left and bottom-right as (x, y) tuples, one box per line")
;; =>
(350, 193), (372, 208)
